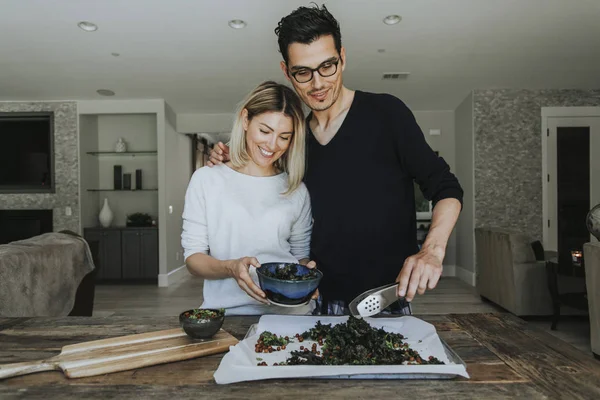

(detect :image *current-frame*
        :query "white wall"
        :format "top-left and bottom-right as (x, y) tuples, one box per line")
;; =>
(78, 115), (99, 228)
(177, 113), (233, 134)
(414, 111), (456, 171)
(96, 114), (158, 152)
(164, 116), (192, 275)
(454, 93), (475, 285)
(413, 110), (458, 270)
(165, 102), (177, 129)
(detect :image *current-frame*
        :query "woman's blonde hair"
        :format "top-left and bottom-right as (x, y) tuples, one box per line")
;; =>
(229, 81), (306, 195)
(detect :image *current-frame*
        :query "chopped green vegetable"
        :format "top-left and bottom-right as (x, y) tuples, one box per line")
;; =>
(263, 263), (318, 280)
(182, 308), (224, 320)
(282, 316), (444, 366)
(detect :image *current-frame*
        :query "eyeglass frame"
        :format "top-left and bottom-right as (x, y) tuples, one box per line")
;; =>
(288, 58), (340, 84)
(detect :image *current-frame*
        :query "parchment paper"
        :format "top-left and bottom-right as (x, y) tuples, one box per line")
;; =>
(214, 315), (469, 384)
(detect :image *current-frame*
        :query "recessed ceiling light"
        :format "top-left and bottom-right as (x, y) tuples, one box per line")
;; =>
(377, 49), (386, 53)
(228, 19), (247, 29)
(96, 89), (115, 96)
(111, 52), (120, 57)
(383, 15), (402, 25)
(78, 21), (98, 32)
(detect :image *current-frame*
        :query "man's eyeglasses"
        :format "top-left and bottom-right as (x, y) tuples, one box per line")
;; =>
(289, 59), (339, 84)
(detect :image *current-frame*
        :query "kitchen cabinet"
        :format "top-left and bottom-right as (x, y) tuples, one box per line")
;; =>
(84, 227), (158, 282)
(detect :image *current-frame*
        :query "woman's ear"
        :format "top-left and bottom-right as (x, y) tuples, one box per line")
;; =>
(241, 108), (249, 131)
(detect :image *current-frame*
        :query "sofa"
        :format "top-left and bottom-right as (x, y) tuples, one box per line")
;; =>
(0, 231), (96, 317)
(475, 227), (553, 316)
(583, 241), (600, 359)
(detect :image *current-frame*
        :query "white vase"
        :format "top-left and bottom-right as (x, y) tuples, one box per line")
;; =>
(99, 198), (114, 227)
(115, 137), (127, 153)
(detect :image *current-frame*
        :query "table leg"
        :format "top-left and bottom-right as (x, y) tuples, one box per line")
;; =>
(546, 261), (561, 330)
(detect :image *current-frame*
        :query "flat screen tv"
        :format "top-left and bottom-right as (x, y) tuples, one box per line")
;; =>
(0, 112), (54, 193)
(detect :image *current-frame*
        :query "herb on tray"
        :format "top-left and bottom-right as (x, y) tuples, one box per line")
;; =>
(263, 263), (318, 280)
(255, 331), (292, 357)
(301, 320), (331, 341)
(182, 308), (224, 320)
(264, 316), (444, 366)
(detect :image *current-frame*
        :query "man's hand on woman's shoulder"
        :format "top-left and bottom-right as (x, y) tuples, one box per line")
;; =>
(207, 142), (231, 167)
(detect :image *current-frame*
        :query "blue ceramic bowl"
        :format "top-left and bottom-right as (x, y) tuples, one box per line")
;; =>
(256, 262), (323, 306)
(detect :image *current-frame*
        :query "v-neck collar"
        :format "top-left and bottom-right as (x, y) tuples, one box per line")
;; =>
(307, 90), (361, 148)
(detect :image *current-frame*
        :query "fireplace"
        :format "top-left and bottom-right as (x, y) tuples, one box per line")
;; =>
(0, 210), (53, 245)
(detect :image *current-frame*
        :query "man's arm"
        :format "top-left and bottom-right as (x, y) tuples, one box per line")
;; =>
(396, 198), (461, 301)
(385, 95), (464, 301)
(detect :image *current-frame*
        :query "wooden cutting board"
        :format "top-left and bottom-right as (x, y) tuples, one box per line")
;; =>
(0, 328), (238, 380)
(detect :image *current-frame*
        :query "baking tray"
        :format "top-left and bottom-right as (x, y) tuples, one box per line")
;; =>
(213, 316), (469, 383)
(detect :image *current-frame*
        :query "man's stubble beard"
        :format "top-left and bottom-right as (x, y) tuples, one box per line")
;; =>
(303, 84), (341, 113)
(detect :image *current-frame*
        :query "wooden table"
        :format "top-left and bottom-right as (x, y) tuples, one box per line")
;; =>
(546, 256), (589, 330)
(1, 313), (599, 399)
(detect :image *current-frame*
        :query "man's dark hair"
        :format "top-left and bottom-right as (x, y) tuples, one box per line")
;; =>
(275, 3), (342, 64)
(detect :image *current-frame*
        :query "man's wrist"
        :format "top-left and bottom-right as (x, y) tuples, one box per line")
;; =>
(421, 241), (446, 263)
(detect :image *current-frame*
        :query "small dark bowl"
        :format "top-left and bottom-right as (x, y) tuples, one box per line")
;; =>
(256, 262), (323, 306)
(179, 309), (224, 339)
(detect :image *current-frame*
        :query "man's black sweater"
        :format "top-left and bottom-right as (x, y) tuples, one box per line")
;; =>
(304, 90), (463, 305)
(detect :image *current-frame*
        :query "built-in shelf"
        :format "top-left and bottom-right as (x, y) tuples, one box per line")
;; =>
(87, 189), (158, 192)
(86, 151), (157, 156)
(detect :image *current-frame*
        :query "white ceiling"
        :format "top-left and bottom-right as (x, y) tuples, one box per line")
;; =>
(1, 0), (599, 113)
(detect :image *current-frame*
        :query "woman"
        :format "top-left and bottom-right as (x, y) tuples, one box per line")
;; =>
(181, 81), (313, 315)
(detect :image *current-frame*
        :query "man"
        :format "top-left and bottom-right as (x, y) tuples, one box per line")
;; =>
(209, 5), (463, 314)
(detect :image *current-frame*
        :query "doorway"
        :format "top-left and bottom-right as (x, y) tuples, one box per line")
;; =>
(542, 109), (600, 252)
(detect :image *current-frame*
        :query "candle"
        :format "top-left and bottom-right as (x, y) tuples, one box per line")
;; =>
(571, 250), (583, 265)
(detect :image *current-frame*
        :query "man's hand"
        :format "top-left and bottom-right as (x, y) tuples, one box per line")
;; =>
(395, 245), (445, 302)
(396, 198), (461, 302)
(207, 142), (230, 167)
(299, 259), (319, 300)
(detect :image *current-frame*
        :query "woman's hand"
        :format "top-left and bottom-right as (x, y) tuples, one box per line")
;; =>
(299, 259), (320, 300)
(227, 257), (269, 304)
